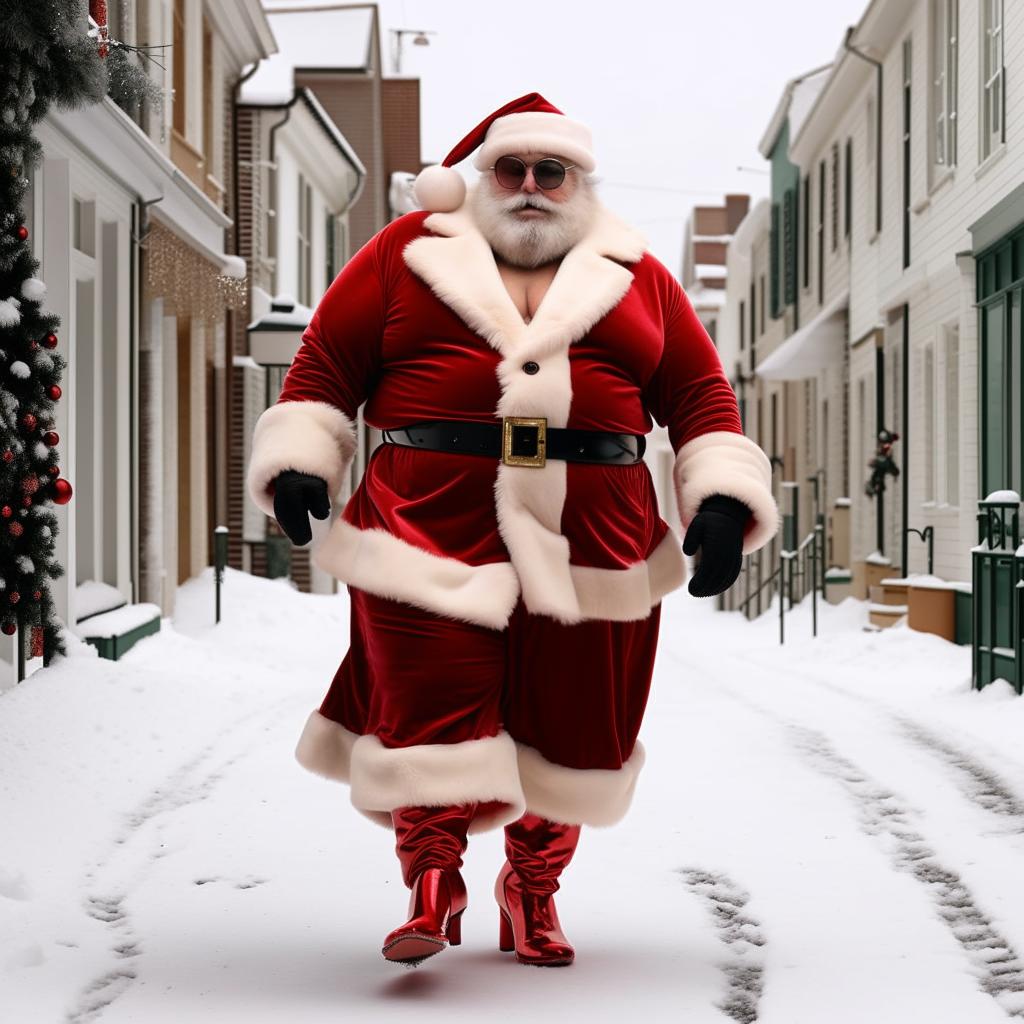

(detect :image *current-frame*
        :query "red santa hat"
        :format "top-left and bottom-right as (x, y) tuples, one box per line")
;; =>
(413, 92), (595, 213)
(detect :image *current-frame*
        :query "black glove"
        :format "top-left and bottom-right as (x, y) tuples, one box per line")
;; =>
(272, 470), (331, 546)
(682, 494), (752, 598)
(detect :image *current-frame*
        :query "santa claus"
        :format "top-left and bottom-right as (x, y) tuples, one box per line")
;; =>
(247, 93), (779, 967)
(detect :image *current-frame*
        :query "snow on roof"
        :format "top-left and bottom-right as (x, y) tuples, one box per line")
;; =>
(266, 4), (373, 70)
(241, 5), (374, 104)
(787, 67), (833, 142)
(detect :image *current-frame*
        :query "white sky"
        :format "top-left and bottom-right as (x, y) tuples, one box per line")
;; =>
(268, 0), (871, 274)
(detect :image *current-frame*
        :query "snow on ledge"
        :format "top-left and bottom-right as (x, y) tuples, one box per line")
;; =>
(76, 603), (162, 639)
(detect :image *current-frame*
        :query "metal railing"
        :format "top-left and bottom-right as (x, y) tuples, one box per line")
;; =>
(735, 522), (825, 645)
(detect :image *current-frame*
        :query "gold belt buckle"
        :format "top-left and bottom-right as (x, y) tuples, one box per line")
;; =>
(502, 416), (547, 468)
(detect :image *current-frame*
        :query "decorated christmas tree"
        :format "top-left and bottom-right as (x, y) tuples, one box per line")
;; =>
(0, 3), (106, 663)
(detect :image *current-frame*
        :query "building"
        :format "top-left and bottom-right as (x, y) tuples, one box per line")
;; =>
(16, 0), (275, 680)
(233, 42), (366, 592)
(720, 0), (1024, 688)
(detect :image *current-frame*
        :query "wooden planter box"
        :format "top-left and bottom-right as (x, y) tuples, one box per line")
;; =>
(907, 582), (956, 642)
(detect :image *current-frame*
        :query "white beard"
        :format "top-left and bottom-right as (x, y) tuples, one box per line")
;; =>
(469, 180), (598, 268)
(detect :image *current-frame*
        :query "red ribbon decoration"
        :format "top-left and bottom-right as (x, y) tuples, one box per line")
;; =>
(89, 0), (109, 58)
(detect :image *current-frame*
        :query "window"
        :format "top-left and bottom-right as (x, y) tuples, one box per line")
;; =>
(817, 159), (825, 305)
(943, 324), (960, 504)
(932, 0), (959, 169)
(739, 299), (746, 352)
(902, 37), (912, 270)
(265, 161), (277, 292)
(172, 0), (186, 136)
(783, 188), (796, 306)
(202, 19), (214, 177)
(770, 203), (780, 318)
(865, 94), (877, 238)
(801, 174), (810, 290)
(326, 214), (336, 287)
(923, 342), (936, 502)
(981, 0), (1004, 160)
(831, 143), (839, 252)
(297, 174), (312, 306)
(844, 139), (852, 240)
(759, 273), (766, 336)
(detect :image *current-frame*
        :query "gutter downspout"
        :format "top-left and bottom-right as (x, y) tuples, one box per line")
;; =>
(901, 302), (909, 575)
(843, 27), (883, 238)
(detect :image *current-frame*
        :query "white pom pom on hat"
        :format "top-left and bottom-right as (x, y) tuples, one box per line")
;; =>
(413, 91), (595, 214)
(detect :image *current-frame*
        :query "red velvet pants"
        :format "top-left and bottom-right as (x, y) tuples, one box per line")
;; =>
(310, 587), (662, 830)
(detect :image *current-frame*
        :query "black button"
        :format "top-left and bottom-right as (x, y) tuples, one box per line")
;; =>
(522, 361), (540, 375)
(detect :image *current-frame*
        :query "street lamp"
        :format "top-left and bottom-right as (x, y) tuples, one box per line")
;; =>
(390, 28), (435, 74)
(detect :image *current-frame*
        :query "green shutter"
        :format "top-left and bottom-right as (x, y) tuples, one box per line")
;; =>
(770, 202), (780, 318)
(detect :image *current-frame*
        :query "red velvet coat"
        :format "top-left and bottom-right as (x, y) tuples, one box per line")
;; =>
(247, 200), (779, 629)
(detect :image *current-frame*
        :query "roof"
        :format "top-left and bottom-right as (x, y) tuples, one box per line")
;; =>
(757, 64), (832, 158)
(242, 2), (376, 105)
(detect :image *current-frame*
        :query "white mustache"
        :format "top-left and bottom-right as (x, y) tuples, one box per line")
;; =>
(499, 195), (559, 214)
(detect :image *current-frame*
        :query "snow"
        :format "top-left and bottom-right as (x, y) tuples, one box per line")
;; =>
(76, 579), (127, 620)
(0, 297), (21, 326)
(4, 570), (1024, 1021)
(982, 490), (1020, 503)
(241, 6), (375, 105)
(865, 550), (893, 565)
(835, 496), (851, 506)
(220, 255), (247, 281)
(75, 603), (162, 639)
(21, 277), (46, 302)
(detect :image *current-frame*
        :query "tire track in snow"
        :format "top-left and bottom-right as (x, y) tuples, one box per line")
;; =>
(673, 640), (1024, 838)
(67, 693), (302, 1022)
(702, 666), (1024, 1020)
(680, 869), (766, 1023)
(784, 722), (1024, 1018)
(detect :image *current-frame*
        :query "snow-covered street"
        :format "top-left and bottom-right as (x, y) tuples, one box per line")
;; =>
(4, 569), (1024, 1023)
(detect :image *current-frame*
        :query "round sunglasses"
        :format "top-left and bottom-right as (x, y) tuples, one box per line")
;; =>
(488, 155), (576, 191)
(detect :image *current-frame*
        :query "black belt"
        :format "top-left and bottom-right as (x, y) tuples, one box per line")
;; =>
(381, 418), (645, 467)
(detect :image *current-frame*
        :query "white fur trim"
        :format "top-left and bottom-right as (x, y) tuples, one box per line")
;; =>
(402, 196), (649, 623)
(673, 431), (781, 554)
(516, 741), (646, 827)
(413, 164), (466, 213)
(471, 111), (595, 173)
(295, 709), (359, 782)
(351, 730), (526, 834)
(571, 527), (687, 620)
(246, 401), (357, 517)
(312, 516), (521, 629)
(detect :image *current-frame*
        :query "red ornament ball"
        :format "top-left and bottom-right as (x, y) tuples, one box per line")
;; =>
(47, 465), (60, 477)
(32, 590), (41, 601)
(21, 475), (39, 494)
(48, 384), (62, 401)
(16, 225), (28, 241)
(43, 431), (59, 447)
(8, 522), (22, 537)
(8, 592), (19, 605)
(1, 622), (15, 636)
(52, 478), (73, 504)
(2, 450), (12, 463)
(43, 333), (57, 349)
(1, 506), (11, 518)
(21, 496), (31, 508)
(21, 413), (37, 432)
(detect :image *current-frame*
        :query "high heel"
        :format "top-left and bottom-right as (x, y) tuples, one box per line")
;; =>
(498, 908), (515, 952)
(495, 812), (581, 967)
(382, 867), (468, 964)
(382, 804), (474, 965)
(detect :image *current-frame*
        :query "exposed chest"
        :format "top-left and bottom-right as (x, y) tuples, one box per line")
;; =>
(495, 261), (560, 324)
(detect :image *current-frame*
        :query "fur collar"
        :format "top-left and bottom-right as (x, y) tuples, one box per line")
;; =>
(402, 192), (648, 359)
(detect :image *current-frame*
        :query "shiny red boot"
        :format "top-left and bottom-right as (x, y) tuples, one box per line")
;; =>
(382, 804), (473, 965)
(495, 812), (581, 967)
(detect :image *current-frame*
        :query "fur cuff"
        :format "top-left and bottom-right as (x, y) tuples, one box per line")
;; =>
(350, 730), (526, 834)
(516, 741), (646, 827)
(246, 401), (357, 517)
(673, 431), (780, 554)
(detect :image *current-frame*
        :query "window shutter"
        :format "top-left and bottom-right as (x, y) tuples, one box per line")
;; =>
(241, 359), (269, 543)
(783, 188), (796, 306)
(770, 202), (780, 318)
